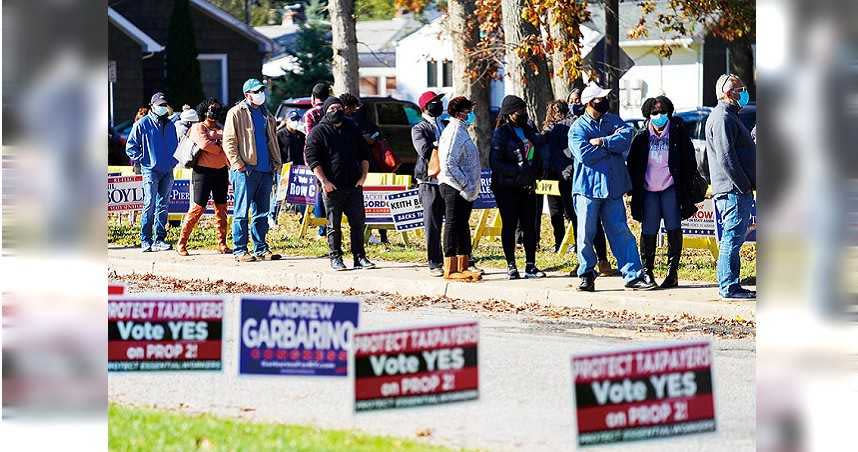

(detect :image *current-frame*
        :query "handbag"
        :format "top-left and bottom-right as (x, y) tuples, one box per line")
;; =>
(427, 148), (440, 177)
(690, 171), (708, 204)
(173, 130), (201, 169)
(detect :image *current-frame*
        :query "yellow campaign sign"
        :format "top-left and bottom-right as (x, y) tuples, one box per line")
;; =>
(535, 179), (561, 196)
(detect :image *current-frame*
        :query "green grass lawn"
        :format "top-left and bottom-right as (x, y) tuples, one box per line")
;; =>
(109, 403), (459, 452)
(108, 207), (755, 283)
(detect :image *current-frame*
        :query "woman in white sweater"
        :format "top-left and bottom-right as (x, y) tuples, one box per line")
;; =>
(437, 96), (482, 280)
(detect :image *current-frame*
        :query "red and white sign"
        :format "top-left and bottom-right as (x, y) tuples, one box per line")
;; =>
(354, 321), (479, 412)
(108, 281), (126, 296)
(572, 341), (716, 447)
(107, 175), (144, 212)
(362, 185), (406, 224)
(108, 295), (224, 372)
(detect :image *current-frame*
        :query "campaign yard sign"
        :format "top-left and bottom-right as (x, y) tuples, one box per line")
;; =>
(571, 341), (716, 447)
(386, 189), (423, 231)
(667, 199), (717, 237)
(354, 322), (479, 412)
(473, 170), (496, 209)
(108, 296), (224, 372)
(285, 165), (318, 205)
(363, 185), (406, 224)
(239, 296), (360, 377)
(108, 281), (126, 295)
(107, 175), (144, 212)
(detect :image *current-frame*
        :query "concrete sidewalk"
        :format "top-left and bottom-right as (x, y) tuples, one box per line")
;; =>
(108, 247), (756, 321)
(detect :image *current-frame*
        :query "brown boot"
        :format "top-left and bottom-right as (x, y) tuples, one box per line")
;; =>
(177, 204), (205, 256)
(443, 256), (459, 279)
(457, 255), (482, 282)
(214, 203), (232, 254)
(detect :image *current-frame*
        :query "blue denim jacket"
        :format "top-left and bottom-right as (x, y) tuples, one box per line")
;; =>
(567, 112), (634, 199)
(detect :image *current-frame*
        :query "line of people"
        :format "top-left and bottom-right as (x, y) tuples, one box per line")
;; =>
(125, 73), (755, 300)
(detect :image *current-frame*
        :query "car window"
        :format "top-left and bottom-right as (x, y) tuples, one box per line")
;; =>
(404, 105), (422, 126)
(376, 102), (409, 125)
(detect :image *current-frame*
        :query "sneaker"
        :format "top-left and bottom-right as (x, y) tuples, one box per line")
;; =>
(235, 254), (257, 263)
(721, 288), (757, 300)
(624, 273), (657, 290)
(151, 241), (173, 252)
(353, 256), (376, 269)
(507, 264), (520, 280)
(330, 257), (347, 271)
(429, 266), (444, 277)
(256, 251), (281, 261)
(577, 276), (595, 292)
(468, 261), (485, 275)
(524, 264), (546, 279)
(268, 217), (277, 229)
(141, 243), (153, 252)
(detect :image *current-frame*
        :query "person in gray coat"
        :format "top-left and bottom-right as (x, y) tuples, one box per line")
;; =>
(705, 74), (756, 300)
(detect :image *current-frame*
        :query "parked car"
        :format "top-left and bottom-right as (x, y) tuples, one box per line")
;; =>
(108, 119), (134, 165)
(276, 96), (422, 175)
(624, 117), (647, 133)
(675, 104), (756, 181)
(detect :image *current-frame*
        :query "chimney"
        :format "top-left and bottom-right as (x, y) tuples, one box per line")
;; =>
(281, 4), (305, 27)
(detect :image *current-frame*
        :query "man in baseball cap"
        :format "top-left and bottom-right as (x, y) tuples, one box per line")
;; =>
(125, 91), (179, 252)
(412, 90), (447, 276)
(568, 83), (656, 291)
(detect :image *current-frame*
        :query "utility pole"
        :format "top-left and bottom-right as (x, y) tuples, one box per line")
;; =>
(604, 0), (620, 113)
(244, 0), (251, 24)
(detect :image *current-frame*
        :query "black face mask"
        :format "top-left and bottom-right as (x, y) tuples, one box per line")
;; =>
(591, 99), (610, 114)
(426, 101), (443, 117)
(512, 112), (528, 127)
(326, 110), (344, 124)
(572, 104), (585, 117)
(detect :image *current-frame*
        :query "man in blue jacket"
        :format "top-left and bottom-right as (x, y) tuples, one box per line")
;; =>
(125, 92), (178, 252)
(705, 74), (756, 300)
(568, 84), (656, 291)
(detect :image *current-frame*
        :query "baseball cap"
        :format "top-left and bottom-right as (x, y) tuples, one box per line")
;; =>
(242, 78), (265, 93)
(580, 83), (612, 105)
(418, 91), (445, 110)
(287, 110), (301, 122)
(150, 92), (168, 106)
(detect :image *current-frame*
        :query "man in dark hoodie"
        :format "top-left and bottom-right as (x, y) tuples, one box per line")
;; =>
(305, 96), (375, 271)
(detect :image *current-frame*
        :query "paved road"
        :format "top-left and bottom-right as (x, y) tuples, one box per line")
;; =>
(109, 293), (755, 451)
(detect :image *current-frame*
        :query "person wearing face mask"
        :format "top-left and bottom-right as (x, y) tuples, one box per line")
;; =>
(304, 82), (332, 239)
(175, 105), (199, 139)
(627, 96), (699, 288)
(125, 92), (179, 252)
(567, 88), (585, 118)
(176, 98), (232, 256)
(223, 78), (283, 262)
(437, 96), (482, 281)
(490, 95), (546, 279)
(704, 74), (756, 300)
(412, 90), (447, 276)
(305, 96), (375, 271)
(568, 83), (657, 292)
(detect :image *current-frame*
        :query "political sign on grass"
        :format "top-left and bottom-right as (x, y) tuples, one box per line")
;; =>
(535, 179), (561, 196)
(108, 281), (126, 295)
(239, 296), (360, 377)
(107, 175), (144, 212)
(571, 341), (716, 447)
(354, 321), (479, 412)
(472, 170), (496, 209)
(285, 165), (317, 205)
(667, 199), (716, 237)
(386, 189), (423, 231)
(108, 296), (224, 372)
(363, 185), (406, 224)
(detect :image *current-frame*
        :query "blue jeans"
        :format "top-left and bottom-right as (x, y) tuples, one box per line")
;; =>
(715, 191), (753, 296)
(269, 172), (280, 224)
(231, 169), (273, 256)
(575, 194), (643, 282)
(140, 169), (174, 246)
(642, 185), (681, 235)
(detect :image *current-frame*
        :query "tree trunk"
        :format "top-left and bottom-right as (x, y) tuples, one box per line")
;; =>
(548, 10), (574, 102)
(728, 36), (756, 101)
(328, 0), (359, 96)
(447, 0), (492, 164)
(603, 0), (620, 113)
(500, 0), (554, 128)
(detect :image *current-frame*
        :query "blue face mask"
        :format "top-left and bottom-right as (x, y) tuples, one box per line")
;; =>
(152, 105), (168, 117)
(738, 90), (750, 107)
(463, 111), (476, 125)
(650, 113), (669, 128)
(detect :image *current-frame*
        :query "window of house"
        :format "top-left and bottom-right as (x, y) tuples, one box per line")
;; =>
(385, 76), (396, 93)
(426, 60), (438, 87)
(360, 76), (379, 96)
(442, 60), (453, 87)
(197, 54), (228, 103)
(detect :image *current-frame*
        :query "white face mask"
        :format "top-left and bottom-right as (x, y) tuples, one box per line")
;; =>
(249, 91), (266, 106)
